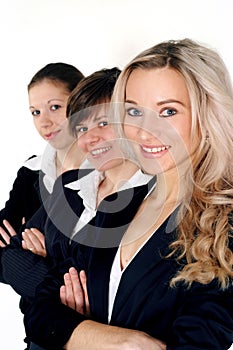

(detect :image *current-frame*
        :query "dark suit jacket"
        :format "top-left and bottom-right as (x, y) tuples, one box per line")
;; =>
(0, 161), (42, 237)
(24, 206), (233, 349)
(0, 157), (50, 283)
(0, 168), (89, 296)
(2, 169), (153, 302)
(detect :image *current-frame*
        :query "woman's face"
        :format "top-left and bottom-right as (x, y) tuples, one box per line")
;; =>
(124, 67), (194, 175)
(76, 103), (124, 172)
(29, 79), (74, 150)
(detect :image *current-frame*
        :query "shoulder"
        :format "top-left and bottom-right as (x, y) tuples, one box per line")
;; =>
(16, 158), (40, 177)
(23, 155), (42, 171)
(55, 168), (94, 188)
(27, 155), (38, 161)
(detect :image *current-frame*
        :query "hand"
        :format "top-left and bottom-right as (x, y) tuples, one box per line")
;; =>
(22, 228), (47, 257)
(0, 220), (17, 247)
(60, 267), (90, 316)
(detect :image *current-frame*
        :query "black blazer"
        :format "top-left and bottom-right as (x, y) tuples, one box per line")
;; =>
(1, 169), (152, 300)
(24, 208), (233, 349)
(0, 168), (89, 297)
(0, 162), (43, 235)
(0, 157), (51, 283)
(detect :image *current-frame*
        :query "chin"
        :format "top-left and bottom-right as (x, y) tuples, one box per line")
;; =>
(97, 159), (123, 172)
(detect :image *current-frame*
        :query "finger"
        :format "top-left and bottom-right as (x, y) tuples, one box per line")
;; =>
(22, 229), (46, 257)
(69, 267), (85, 314)
(22, 239), (29, 250)
(60, 285), (67, 306)
(3, 220), (17, 237)
(22, 230), (35, 251)
(0, 227), (11, 245)
(79, 270), (90, 316)
(64, 273), (76, 310)
(22, 239), (34, 253)
(0, 239), (6, 248)
(30, 228), (46, 249)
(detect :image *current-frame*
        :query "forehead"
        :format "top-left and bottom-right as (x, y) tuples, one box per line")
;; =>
(126, 67), (190, 104)
(29, 80), (69, 102)
(76, 103), (111, 124)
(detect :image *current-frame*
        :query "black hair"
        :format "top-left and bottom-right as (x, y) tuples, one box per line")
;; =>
(28, 62), (84, 93)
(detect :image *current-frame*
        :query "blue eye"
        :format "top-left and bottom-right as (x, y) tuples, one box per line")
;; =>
(31, 110), (40, 117)
(159, 108), (177, 117)
(127, 107), (143, 117)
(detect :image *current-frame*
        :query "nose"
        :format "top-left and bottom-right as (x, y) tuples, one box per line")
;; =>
(83, 127), (102, 145)
(137, 110), (163, 141)
(38, 110), (53, 128)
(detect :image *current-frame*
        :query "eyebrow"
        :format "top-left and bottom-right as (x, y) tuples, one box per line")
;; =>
(29, 98), (65, 109)
(125, 98), (186, 107)
(75, 114), (108, 126)
(48, 98), (65, 103)
(125, 99), (137, 104)
(157, 99), (185, 107)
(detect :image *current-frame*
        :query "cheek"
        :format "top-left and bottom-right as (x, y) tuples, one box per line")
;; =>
(33, 119), (41, 133)
(175, 123), (192, 150)
(77, 137), (86, 152)
(57, 114), (68, 126)
(104, 127), (117, 141)
(123, 124), (138, 142)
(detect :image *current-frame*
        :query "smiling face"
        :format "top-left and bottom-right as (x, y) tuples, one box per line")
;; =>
(75, 104), (124, 172)
(29, 79), (74, 150)
(124, 67), (195, 175)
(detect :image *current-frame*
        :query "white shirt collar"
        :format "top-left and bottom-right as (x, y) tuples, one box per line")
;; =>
(66, 169), (154, 242)
(23, 155), (42, 171)
(65, 169), (153, 211)
(23, 143), (57, 194)
(65, 169), (103, 211)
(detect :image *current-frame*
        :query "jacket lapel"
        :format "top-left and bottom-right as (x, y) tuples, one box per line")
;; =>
(110, 213), (177, 323)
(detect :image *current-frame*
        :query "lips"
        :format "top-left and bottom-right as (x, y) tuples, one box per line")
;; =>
(44, 130), (61, 140)
(90, 146), (111, 157)
(140, 144), (171, 157)
(142, 145), (171, 153)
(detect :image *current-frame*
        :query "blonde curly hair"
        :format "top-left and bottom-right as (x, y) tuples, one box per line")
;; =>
(111, 38), (233, 288)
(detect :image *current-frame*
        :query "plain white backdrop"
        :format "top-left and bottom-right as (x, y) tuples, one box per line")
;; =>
(0, 0), (233, 348)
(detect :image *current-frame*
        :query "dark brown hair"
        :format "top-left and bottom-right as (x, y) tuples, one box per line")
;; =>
(67, 67), (121, 136)
(28, 62), (84, 93)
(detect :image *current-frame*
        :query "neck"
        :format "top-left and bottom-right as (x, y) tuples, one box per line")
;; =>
(97, 160), (139, 205)
(56, 141), (85, 176)
(121, 167), (185, 247)
(152, 158), (192, 205)
(104, 160), (139, 190)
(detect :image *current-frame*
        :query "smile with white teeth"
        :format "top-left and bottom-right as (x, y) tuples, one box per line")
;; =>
(142, 145), (170, 153)
(91, 146), (111, 155)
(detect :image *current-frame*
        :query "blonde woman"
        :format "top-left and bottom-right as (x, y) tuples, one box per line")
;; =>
(24, 39), (233, 350)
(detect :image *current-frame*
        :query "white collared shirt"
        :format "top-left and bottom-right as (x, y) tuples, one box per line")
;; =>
(65, 169), (153, 240)
(23, 143), (57, 194)
(108, 233), (154, 323)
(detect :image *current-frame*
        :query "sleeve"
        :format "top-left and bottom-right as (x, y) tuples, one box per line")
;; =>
(167, 281), (233, 350)
(0, 165), (40, 232)
(0, 166), (25, 230)
(24, 257), (89, 349)
(0, 165), (40, 283)
(1, 204), (55, 298)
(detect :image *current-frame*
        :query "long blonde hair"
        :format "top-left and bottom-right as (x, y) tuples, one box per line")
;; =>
(112, 38), (233, 288)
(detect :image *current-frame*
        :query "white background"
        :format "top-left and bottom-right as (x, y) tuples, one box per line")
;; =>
(0, 0), (233, 348)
